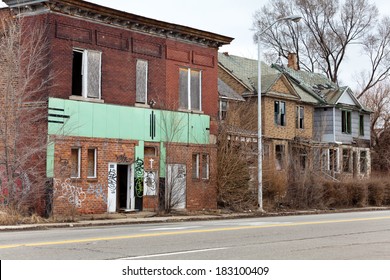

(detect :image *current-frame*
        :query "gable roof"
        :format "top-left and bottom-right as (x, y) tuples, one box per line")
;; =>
(218, 79), (245, 101)
(272, 64), (370, 111)
(219, 53), (320, 104)
(218, 52), (279, 94)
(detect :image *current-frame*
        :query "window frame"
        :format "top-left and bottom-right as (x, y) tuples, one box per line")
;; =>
(179, 67), (202, 112)
(87, 148), (97, 179)
(274, 101), (286, 126)
(359, 114), (365, 136)
(275, 144), (285, 170)
(201, 154), (210, 180)
(136, 59), (148, 105)
(341, 110), (352, 134)
(192, 153), (200, 179)
(70, 147), (81, 179)
(296, 106), (304, 129)
(72, 48), (102, 100)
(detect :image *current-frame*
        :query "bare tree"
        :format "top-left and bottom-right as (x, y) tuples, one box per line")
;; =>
(360, 82), (390, 171)
(0, 11), (52, 214)
(254, 0), (389, 96)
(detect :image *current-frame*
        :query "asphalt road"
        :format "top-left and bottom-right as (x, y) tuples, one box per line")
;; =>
(1, 210), (390, 260)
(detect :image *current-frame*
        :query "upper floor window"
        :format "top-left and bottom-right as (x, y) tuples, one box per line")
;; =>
(274, 101), (286, 126)
(341, 110), (352, 134)
(219, 100), (228, 120)
(296, 106), (304, 129)
(72, 49), (102, 99)
(359, 114), (365, 136)
(179, 68), (202, 111)
(136, 59), (148, 104)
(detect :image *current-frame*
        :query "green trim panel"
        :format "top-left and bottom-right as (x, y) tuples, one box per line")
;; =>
(48, 98), (210, 144)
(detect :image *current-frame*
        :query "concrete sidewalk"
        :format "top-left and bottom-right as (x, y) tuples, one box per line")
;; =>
(1, 207), (389, 232)
(0, 211), (259, 231)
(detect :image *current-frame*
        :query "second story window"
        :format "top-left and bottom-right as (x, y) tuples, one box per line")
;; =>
(274, 101), (286, 126)
(341, 110), (352, 134)
(296, 106), (304, 129)
(179, 68), (201, 111)
(136, 59), (148, 104)
(72, 49), (102, 99)
(219, 100), (228, 120)
(359, 114), (365, 136)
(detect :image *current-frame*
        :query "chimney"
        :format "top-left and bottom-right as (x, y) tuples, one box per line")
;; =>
(287, 53), (299, 71)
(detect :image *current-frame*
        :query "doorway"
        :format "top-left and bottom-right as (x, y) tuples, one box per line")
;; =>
(115, 164), (134, 212)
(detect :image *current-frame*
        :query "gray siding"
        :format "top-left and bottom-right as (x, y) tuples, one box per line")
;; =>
(335, 110), (370, 143)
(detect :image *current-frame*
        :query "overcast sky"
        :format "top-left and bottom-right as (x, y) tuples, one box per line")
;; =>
(1, 0), (390, 87)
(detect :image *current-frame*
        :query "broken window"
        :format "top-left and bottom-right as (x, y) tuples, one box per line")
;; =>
(360, 151), (367, 174)
(275, 144), (285, 170)
(179, 68), (201, 111)
(329, 148), (338, 172)
(136, 59), (148, 104)
(144, 146), (157, 157)
(201, 154), (209, 180)
(219, 100), (228, 120)
(192, 153), (200, 179)
(274, 101), (286, 126)
(296, 106), (304, 129)
(343, 149), (351, 172)
(359, 115), (365, 136)
(87, 148), (97, 178)
(341, 110), (352, 134)
(72, 49), (102, 99)
(70, 148), (81, 178)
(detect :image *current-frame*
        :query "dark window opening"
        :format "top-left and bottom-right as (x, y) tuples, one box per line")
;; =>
(72, 51), (83, 96)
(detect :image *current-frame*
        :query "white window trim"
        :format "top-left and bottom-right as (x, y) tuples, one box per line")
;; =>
(87, 148), (97, 179)
(71, 147), (81, 179)
(193, 153), (200, 179)
(202, 154), (210, 180)
(73, 48), (102, 100)
(181, 68), (202, 112)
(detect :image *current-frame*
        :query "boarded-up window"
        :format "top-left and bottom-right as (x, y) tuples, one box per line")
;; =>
(71, 148), (81, 178)
(87, 50), (101, 98)
(136, 60), (148, 104)
(179, 68), (201, 111)
(87, 148), (97, 178)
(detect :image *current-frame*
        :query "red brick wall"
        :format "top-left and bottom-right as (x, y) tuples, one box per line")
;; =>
(166, 143), (218, 210)
(52, 136), (137, 215)
(44, 13), (219, 120)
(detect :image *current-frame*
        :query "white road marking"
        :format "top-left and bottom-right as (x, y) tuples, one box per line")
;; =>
(119, 247), (228, 260)
(143, 226), (202, 231)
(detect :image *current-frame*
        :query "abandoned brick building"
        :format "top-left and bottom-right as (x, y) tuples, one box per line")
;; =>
(0, 0), (232, 214)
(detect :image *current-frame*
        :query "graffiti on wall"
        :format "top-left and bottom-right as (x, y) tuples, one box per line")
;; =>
(116, 154), (131, 164)
(134, 158), (144, 198)
(107, 165), (117, 195)
(144, 171), (157, 196)
(53, 178), (86, 208)
(87, 183), (108, 204)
